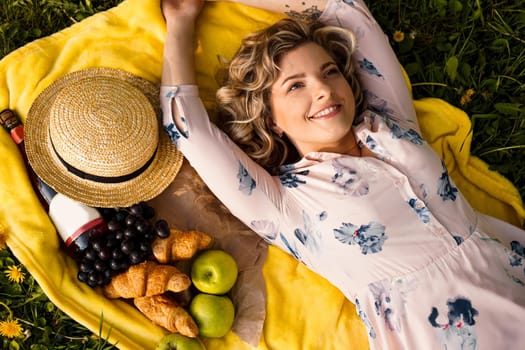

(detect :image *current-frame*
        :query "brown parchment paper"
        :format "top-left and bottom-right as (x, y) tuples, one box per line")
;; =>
(148, 159), (268, 346)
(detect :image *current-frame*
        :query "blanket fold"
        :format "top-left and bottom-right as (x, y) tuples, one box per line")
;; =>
(0, 1), (522, 349)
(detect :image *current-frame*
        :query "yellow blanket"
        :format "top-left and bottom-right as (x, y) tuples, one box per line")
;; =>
(0, 1), (523, 349)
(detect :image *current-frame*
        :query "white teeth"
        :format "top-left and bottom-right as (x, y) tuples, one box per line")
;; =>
(312, 106), (338, 118)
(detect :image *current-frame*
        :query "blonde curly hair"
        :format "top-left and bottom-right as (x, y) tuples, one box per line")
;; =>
(216, 18), (363, 175)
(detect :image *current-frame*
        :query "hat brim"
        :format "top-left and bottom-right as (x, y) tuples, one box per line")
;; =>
(25, 67), (183, 208)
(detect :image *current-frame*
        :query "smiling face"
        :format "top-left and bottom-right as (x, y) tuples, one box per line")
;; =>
(270, 42), (357, 156)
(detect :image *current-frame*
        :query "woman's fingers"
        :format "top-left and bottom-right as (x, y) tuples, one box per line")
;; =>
(161, 0), (204, 22)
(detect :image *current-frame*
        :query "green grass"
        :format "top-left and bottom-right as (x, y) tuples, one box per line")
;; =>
(368, 0), (525, 196)
(1, 0), (523, 349)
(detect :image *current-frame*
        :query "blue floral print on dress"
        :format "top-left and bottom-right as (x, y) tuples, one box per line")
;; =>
(165, 90), (178, 98)
(407, 198), (430, 223)
(294, 210), (323, 255)
(369, 277), (416, 332)
(334, 221), (387, 254)
(250, 219), (279, 242)
(511, 240), (525, 258)
(365, 135), (378, 150)
(389, 123), (424, 145)
(237, 162), (256, 195)
(364, 90), (400, 123)
(278, 163), (296, 174)
(437, 161), (458, 201)
(280, 233), (302, 261)
(509, 240), (525, 276)
(365, 135), (390, 160)
(419, 183), (429, 199)
(358, 58), (384, 78)
(294, 228), (307, 245)
(428, 297), (478, 350)
(453, 225), (473, 245)
(163, 90), (189, 142)
(364, 90), (423, 144)
(453, 236), (464, 245)
(331, 157), (369, 196)
(479, 236), (525, 285)
(356, 299), (376, 339)
(279, 170), (309, 188)
(164, 123), (182, 145)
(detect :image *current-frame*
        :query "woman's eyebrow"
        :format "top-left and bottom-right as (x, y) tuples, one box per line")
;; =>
(280, 61), (337, 86)
(281, 73), (305, 86)
(321, 61), (337, 70)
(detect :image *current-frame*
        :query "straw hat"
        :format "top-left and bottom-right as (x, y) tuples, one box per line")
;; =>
(25, 67), (183, 208)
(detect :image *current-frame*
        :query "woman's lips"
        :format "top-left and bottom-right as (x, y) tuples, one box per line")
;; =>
(309, 104), (341, 120)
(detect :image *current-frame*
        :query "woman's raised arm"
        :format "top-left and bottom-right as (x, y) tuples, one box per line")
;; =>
(319, 0), (420, 130)
(160, 0), (285, 239)
(161, 0), (204, 86)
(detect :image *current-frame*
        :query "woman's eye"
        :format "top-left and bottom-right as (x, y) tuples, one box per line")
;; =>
(288, 82), (303, 92)
(325, 67), (340, 77)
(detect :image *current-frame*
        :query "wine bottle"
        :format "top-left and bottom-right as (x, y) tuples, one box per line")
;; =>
(0, 109), (108, 257)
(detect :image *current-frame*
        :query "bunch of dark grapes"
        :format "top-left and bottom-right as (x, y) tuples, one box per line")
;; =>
(76, 201), (170, 288)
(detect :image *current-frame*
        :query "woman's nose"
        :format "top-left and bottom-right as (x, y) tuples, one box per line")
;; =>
(314, 80), (331, 100)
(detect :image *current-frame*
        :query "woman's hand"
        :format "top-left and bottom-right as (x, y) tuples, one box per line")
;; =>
(161, 0), (204, 26)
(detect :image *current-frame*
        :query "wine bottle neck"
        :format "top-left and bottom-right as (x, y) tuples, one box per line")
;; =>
(1, 110), (24, 145)
(1, 109), (53, 209)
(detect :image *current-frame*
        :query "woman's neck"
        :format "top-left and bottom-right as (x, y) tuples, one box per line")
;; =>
(298, 128), (362, 157)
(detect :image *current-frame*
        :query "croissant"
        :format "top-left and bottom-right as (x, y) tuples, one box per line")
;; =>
(134, 294), (199, 337)
(103, 261), (191, 299)
(152, 229), (213, 263)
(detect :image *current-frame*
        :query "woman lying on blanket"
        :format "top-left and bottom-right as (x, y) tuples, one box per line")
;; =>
(160, 0), (525, 348)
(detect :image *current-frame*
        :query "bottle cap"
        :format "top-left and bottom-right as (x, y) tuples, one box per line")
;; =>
(0, 109), (20, 132)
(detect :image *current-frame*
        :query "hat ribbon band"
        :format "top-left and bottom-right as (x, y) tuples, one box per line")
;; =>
(50, 138), (157, 184)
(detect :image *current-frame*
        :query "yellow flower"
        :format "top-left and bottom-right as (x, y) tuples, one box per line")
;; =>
(4, 265), (25, 283)
(0, 319), (23, 338)
(460, 88), (475, 105)
(393, 30), (405, 43)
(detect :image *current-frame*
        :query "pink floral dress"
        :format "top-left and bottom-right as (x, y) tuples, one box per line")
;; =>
(161, 0), (525, 348)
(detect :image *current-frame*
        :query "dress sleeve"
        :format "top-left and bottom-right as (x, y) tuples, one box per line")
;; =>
(319, 0), (419, 132)
(160, 85), (284, 235)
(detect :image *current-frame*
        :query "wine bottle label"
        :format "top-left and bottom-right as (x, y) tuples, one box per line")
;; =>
(48, 193), (103, 246)
(10, 125), (24, 145)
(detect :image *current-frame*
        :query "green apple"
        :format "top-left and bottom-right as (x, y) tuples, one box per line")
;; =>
(190, 250), (238, 294)
(189, 293), (235, 338)
(155, 333), (205, 350)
